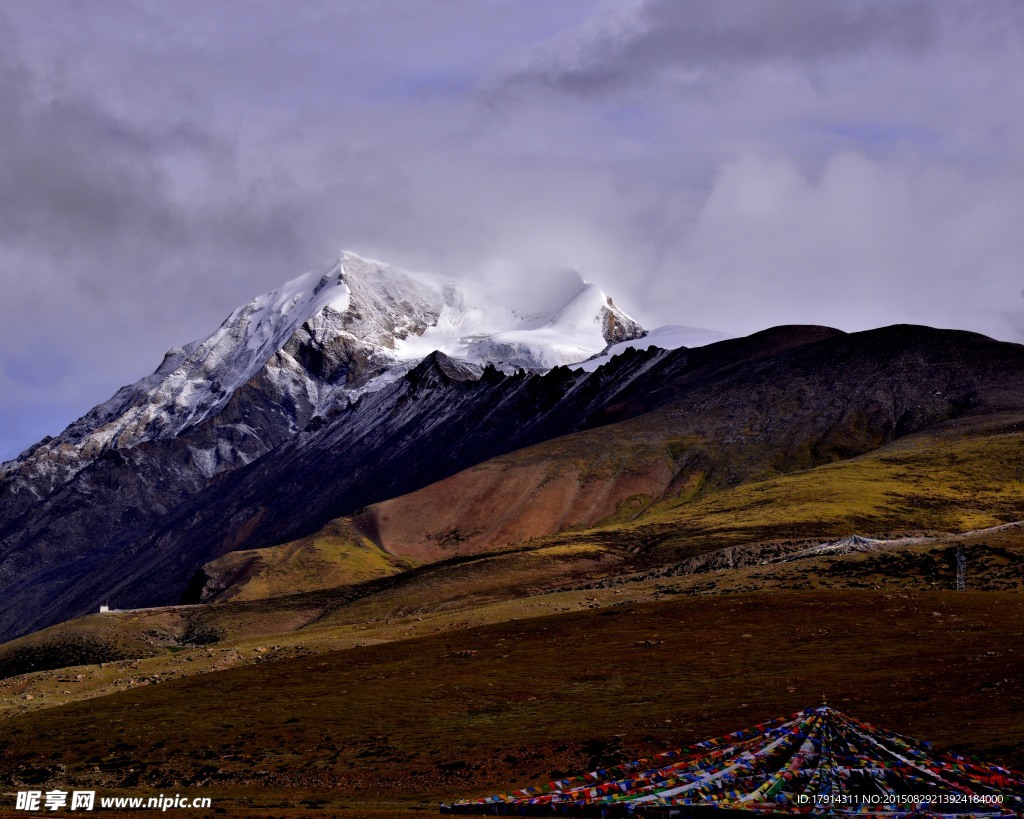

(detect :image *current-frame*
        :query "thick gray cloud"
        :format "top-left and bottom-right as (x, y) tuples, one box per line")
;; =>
(2, 0), (1024, 459)
(499, 0), (945, 93)
(0, 6), (334, 460)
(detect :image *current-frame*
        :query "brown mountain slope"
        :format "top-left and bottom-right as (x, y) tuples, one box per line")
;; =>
(200, 321), (1024, 603)
(196, 411), (1024, 604)
(352, 436), (674, 561)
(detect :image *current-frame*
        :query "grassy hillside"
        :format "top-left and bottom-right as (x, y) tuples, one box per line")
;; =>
(3, 327), (1024, 815)
(3, 415), (1020, 710)
(0, 615), (166, 681)
(189, 325), (1024, 604)
(204, 415), (1024, 603)
(0, 590), (1021, 816)
(201, 519), (418, 602)
(584, 416), (1024, 557)
(4, 526), (1021, 725)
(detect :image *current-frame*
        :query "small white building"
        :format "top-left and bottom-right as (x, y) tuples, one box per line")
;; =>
(99, 604), (110, 613)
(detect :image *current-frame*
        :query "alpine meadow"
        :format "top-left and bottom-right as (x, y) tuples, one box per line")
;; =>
(2, 2), (1024, 817)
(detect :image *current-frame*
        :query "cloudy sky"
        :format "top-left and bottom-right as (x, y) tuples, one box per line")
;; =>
(2, 0), (1024, 460)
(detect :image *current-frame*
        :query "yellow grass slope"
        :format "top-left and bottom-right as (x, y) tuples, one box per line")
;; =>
(201, 519), (417, 602)
(204, 414), (1024, 602)
(584, 417), (1024, 557)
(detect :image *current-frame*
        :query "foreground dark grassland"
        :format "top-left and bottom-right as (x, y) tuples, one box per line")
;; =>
(0, 590), (1021, 816)
(4, 322), (1024, 816)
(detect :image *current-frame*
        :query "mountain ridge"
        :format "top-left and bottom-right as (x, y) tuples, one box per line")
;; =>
(196, 322), (1024, 604)
(0, 253), (648, 639)
(0, 252), (643, 490)
(6, 322), (1021, 643)
(3, 251), (1024, 647)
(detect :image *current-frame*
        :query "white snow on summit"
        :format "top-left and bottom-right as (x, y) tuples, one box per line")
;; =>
(1, 252), (646, 489)
(394, 269), (638, 370)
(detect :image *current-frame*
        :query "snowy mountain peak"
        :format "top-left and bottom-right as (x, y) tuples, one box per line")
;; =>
(391, 267), (644, 371)
(1, 252), (644, 492)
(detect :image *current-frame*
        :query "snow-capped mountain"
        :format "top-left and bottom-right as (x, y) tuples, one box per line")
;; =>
(0, 252), (644, 497)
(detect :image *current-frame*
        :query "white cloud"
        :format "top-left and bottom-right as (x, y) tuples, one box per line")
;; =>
(656, 151), (1024, 339)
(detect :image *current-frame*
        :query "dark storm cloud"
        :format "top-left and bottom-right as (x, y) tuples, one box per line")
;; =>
(3, 75), (308, 261)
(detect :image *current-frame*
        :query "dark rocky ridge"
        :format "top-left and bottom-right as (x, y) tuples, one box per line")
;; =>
(2, 324), (1024, 642)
